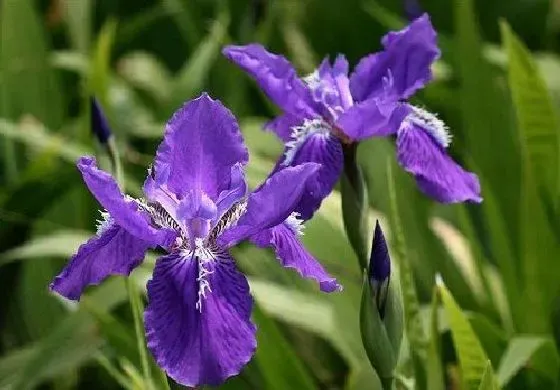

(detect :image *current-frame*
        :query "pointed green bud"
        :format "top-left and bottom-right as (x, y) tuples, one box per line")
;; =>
(360, 221), (404, 390)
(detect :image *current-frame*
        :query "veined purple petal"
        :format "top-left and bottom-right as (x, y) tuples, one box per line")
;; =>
(350, 14), (440, 102)
(281, 131), (343, 220)
(332, 55), (353, 109)
(265, 113), (303, 142)
(336, 99), (409, 141)
(78, 156), (173, 246)
(145, 254), (255, 387)
(50, 223), (151, 300)
(223, 44), (319, 118)
(251, 222), (341, 292)
(218, 163), (320, 248)
(396, 121), (482, 203)
(216, 163), (248, 220)
(153, 94), (248, 201)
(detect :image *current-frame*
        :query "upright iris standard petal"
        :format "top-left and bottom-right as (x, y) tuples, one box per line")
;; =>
(222, 44), (319, 118)
(281, 131), (343, 220)
(396, 121), (482, 203)
(50, 223), (151, 300)
(218, 163), (320, 247)
(78, 156), (173, 246)
(251, 223), (341, 292)
(153, 94), (248, 199)
(145, 254), (256, 387)
(349, 14), (440, 102)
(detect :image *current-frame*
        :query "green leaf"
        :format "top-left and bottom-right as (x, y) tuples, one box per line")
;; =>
(167, 12), (229, 113)
(253, 304), (316, 390)
(426, 288), (445, 390)
(249, 278), (360, 365)
(0, 118), (91, 164)
(159, 0), (202, 49)
(496, 336), (557, 386)
(386, 160), (427, 378)
(500, 20), (560, 203)
(454, 0), (520, 246)
(0, 230), (90, 266)
(61, 0), (91, 54)
(89, 19), (117, 108)
(8, 312), (102, 389)
(438, 279), (499, 390)
(118, 51), (172, 104)
(478, 361), (500, 390)
(0, 0), (64, 129)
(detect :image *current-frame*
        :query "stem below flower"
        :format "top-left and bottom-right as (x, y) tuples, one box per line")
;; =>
(341, 143), (370, 271)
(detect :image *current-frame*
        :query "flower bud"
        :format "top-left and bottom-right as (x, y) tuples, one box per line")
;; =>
(369, 220), (391, 318)
(91, 97), (112, 144)
(360, 221), (404, 389)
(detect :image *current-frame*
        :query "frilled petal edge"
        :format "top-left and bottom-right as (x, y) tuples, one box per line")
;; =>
(251, 223), (341, 292)
(223, 44), (319, 118)
(78, 156), (174, 246)
(396, 121), (482, 203)
(50, 222), (151, 300)
(145, 254), (256, 387)
(349, 13), (440, 102)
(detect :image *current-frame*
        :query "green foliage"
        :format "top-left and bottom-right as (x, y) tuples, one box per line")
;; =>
(1, 0), (560, 389)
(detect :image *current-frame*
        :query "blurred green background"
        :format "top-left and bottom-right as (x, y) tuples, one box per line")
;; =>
(1, 0), (560, 389)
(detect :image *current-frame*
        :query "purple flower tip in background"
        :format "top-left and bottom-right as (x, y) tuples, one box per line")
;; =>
(368, 220), (390, 318)
(223, 13), (481, 215)
(91, 97), (112, 144)
(403, 0), (424, 21)
(50, 94), (340, 387)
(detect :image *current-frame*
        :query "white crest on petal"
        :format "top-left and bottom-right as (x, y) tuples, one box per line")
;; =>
(95, 210), (113, 236)
(285, 212), (305, 236)
(283, 119), (331, 167)
(302, 70), (321, 90)
(407, 105), (452, 148)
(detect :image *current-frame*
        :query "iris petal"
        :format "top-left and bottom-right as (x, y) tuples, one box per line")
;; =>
(145, 254), (255, 387)
(265, 113), (303, 142)
(336, 99), (409, 141)
(78, 156), (173, 246)
(396, 121), (482, 203)
(251, 223), (341, 292)
(218, 163), (320, 247)
(50, 223), (151, 300)
(223, 44), (319, 118)
(282, 132), (343, 220)
(152, 94), (248, 201)
(349, 14), (440, 102)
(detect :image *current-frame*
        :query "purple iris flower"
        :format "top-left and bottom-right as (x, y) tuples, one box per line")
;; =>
(50, 94), (340, 387)
(223, 14), (481, 218)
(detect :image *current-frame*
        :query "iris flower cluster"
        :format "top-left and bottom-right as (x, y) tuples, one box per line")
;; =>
(51, 14), (481, 388)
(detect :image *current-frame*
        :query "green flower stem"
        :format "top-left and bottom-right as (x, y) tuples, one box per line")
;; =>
(341, 143), (370, 271)
(107, 138), (154, 390)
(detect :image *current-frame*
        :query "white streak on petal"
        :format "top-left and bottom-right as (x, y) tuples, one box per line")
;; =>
(283, 119), (331, 167)
(407, 105), (452, 148)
